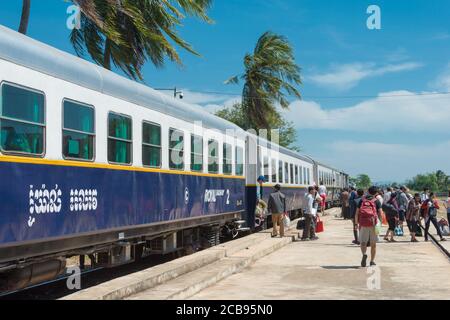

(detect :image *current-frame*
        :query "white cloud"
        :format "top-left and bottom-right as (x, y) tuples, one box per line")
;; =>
(160, 89), (241, 114)
(160, 89), (231, 105)
(432, 32), (450, 41)
(322, 140), (450, 182)
(285, 90), (450, 133)
(308, 62), (422, 90)
(432, 63), (450, 91)
(201, 97), (241, 114)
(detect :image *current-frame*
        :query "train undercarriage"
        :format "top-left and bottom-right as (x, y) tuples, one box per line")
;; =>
(0, 214), (247, 292)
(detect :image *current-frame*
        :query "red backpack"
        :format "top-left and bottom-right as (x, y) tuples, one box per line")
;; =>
(359, 197), (378, 227)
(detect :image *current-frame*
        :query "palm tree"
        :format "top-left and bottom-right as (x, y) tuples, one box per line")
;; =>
(70, 0), (213, 81)
(18, 0), (31, 34)
(225, 31), (302, 129)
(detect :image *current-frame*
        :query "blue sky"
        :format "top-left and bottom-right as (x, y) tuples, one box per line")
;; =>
(1, 0), (450, 182)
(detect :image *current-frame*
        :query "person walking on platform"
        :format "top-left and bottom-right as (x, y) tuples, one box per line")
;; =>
(341, 188), (350, 219)
(350, 189), (365, 245)
(355, 186), (382, 267)
(398, 186), (409, 232)
(318, 181), (327, 215)
(302, 187), (317, 241)
(268, 184), (286, 238)
(444, 191), (450, 225)
(349, 187), (357, 221)
(383, 187), (392, 204)
(406, 193), (422, 242)
(382, 192), (399, 242)
(355, 186), (383, 267)
(424, 193), (447, 242)
(421, 188), (430, 202)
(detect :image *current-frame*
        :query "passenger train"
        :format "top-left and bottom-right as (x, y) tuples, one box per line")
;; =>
(0, 25), (348, 291)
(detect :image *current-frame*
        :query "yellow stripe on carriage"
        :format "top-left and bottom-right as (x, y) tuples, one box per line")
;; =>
(0, 155), (246, 180)
(245, 184), (308, 189)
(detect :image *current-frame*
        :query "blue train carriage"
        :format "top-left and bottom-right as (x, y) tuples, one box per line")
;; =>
(245, 134), (314, 229)
(314, 162), (350, 208)
(0, 25), (247, 291)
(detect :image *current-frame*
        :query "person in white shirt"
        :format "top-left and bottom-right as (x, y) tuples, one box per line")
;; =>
(420, 188), (430, 202)
(383, 188), (392, 204)
(318, 181), (327, 215)
(302, 187), (318, 241)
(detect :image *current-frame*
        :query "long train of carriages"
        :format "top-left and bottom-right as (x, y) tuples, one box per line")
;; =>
(0, 26), (349, 291)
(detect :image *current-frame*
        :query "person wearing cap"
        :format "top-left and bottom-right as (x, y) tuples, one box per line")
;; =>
(268, 184), (286, 238)
(257, 175), (265, 201)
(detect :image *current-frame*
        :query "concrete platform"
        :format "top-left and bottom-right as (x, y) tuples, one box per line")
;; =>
(63, 220), (300, 300)
(190, 210), (450, 300)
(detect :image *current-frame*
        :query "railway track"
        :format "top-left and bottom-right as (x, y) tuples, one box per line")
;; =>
(422, 226), (450, 262)
(0, 252), (182, 300)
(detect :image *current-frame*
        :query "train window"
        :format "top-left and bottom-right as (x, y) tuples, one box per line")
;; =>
(235, 146), (244, 176)
(295, 166), (299, 184)
(169, 128), (184, 170)
(108, 112), (132, 165)
(303, 167), (307, 185)
(264, 156), (269, 182)
(278, 160), (283, 183)
(0, 83), (45, 156)
(208, 139), (219, 173)
(290, 163), (294, 184)
(271, 159), (277, 182)
(223, 143), (232, 175)
(62, 100), (94, 161)
(299, 166), (303, 185)
(190, 134), (203, 172)
(142, 121), (161, 168)
(307, 168), (311, 185)
(284, 162), (289, 184)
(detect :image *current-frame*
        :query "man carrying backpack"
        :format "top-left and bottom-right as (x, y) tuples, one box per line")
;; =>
(424, 193), (447, 242)
(355, 186), (383, 267)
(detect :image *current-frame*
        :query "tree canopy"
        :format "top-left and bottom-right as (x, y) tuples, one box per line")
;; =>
(70, 0), (213, 81)
(215, 102), (299, 151)
(219, 31), (302, 151)
(350, 174), (372, 190)
(406, 170), (449, 192)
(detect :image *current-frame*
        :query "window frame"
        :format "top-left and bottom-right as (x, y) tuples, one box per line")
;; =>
(278, 160), (283, 183)
(107, 111), (133, 166)
(0, 81), (46, 158)
(235, 145), (244, 176)
(271, 158), (277, 183)
(223, 142), (232, 176)
(263, 155), (270, 182)
(284, 162), (289, 184)
(142, 120), (162, 168)
(289, 163), (295, 184)
(168, 127), (185, 171)
(207, 139), (219, 174)
(190, 134), (203, 172)
(61, 98), (95, 162)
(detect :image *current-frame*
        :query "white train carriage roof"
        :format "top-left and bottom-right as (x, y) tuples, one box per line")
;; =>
(0, 25), (347, 175)
(0, 25), (243, 133)
(255, 135), (314, 164)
